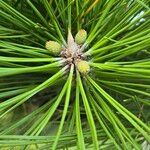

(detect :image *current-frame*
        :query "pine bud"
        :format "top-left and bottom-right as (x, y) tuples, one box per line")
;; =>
(76, 60), (90, 74)
(45, 41), (62, 56)
(75, 29), (87, 45)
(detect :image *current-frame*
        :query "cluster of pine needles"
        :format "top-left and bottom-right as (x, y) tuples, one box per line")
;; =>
(0, 0), (150, 149)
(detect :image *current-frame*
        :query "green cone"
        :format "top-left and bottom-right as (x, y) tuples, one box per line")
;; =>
(45, 41), (62, 56)
(75, 29), (87, 45)
(76, 60), (90, 74)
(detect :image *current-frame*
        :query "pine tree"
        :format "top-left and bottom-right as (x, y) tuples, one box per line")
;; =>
(0, 0), (150, 149)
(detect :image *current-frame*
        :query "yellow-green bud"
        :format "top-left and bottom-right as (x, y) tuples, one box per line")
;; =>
(28, 144), (37, 150)
(75, 29), (87, 45)
(45, 41), (62, 56)
(76, 60), (90, 74)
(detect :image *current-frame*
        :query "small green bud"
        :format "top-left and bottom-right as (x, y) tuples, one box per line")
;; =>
(45, 41), (62, 56)
(29, 144), (37, 150)
(75, 29), (87, 45)
(76, 60), (90, 74)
